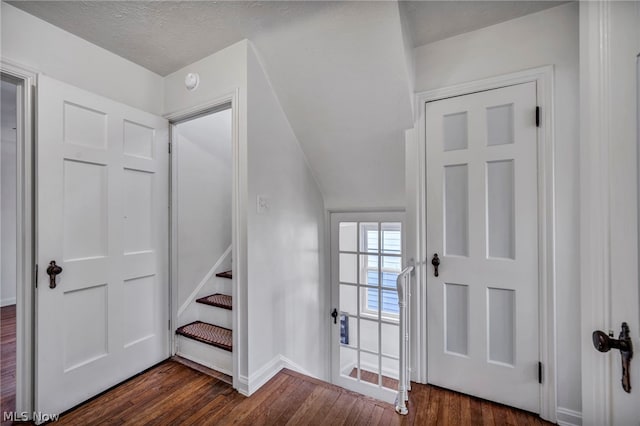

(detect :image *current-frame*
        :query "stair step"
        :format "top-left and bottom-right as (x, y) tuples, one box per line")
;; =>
(176, 321), (232, 352)
(196, 293), (232, 310)
(216, 270), (232, 279)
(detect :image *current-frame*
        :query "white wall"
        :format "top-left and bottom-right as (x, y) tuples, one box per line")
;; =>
(1, 80), (17, 307)
(413, 2), (580, 416)
(1, 2), (163, 115)
(246, 43), (327, 381)
(175, 110), (233, 309)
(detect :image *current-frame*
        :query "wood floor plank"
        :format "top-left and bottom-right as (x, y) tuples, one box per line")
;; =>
(322, 390), (358, 425)
(482, 400), (496, 426)
(425, 386), (442, 426)
(368, 405), (386, 425)
(1, 304), (554, 426)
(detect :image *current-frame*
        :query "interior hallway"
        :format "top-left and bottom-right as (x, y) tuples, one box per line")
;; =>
(44, 360), (551, 425)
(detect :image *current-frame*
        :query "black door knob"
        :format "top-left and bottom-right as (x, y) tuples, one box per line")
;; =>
(46, 260), (63, 289)
(431, 253), (440, 277)
(331, 308), (338, 324)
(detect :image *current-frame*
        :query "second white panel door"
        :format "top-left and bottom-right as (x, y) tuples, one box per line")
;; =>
(425, 82), (539, 412)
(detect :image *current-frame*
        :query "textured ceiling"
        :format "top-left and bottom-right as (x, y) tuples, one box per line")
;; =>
(400, 1), (568, 47)
(8, 1), (337, 76)
(8, 1), (568, 76)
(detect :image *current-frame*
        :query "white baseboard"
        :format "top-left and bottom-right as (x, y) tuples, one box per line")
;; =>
(557, 407), (582, 426)
(237, 374), (250, 396)
(279, 355), (318, 379)
(246, 355), (282, 395)
(0, 297), (16, 307)
(241, 354), (319, 397)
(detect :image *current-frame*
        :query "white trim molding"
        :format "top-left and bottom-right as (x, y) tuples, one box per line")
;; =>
(166, 89), (244, 395)
(176, 245), (231, 317)
(238, 354), (319, 397)
(1, 297), (17, 307)
(557, 407), (583, 426)
(1, 58), (37, 418)
(414, 65), (557, 422)
(579, 2), (612, 426)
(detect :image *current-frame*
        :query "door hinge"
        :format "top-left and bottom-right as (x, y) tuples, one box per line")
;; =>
(538, 361), (543, 384)
(168, 320), (171, 330)
(168, 142), (172, 154)
(34, 264), (38, 288)
(535, 106), (541, 128)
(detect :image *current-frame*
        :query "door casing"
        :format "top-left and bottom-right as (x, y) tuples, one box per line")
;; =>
(165, 91), (242, 391)
(579, 2), (640, 424)
(0, 59), (36, 417)
(412, 66), (557, 422)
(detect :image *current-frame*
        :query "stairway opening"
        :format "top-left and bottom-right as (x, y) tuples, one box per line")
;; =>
(170, 104), (233, 379)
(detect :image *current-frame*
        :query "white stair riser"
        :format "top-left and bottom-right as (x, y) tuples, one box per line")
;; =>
(197, 304), (233, 329)
(176, 335), (232, 376)
(195, 277), (232, 300)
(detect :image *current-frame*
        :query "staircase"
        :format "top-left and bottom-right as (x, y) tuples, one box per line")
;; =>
(176, 270), (233, 376)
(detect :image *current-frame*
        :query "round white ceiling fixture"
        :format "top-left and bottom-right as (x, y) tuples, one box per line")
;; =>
(185, 72), (200, 91)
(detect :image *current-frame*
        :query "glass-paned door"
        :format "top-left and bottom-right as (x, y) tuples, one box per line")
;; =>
(331, 212), (404, 403)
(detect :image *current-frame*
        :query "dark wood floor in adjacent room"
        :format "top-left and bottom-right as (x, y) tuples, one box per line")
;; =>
(1, 305), (16, 426)
(51, 360), (551, 425)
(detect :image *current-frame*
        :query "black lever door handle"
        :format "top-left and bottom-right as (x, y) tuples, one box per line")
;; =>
(592, 322), (633, 393)
(331, 308), (338, 324)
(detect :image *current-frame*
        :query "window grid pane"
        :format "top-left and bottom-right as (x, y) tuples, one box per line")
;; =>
(338, 219), (402, 391)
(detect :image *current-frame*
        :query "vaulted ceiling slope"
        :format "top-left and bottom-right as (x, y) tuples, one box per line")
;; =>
(400, 1), (568, 47)
(6, 1), (565, 209)
(250, 1), (414, 208)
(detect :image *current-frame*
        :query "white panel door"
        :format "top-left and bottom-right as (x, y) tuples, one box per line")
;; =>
(36, 75), (169, 416)
(330, 211), (405, 403)
(426, 82), (539, 412)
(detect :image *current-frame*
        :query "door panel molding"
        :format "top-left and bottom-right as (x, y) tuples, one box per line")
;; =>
(414, 65), (556, 422)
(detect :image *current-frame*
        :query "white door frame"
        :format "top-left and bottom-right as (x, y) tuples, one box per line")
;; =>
(328, 209), (406, 403)
(412, 65), (557, 421)
(0, 59), (36, 417)
(165, 90), (242, 390)
(579, 2), (640, 424)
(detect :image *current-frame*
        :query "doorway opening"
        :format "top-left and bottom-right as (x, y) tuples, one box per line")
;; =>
(1, 75), (19, 419)
(170, 104), (234, 381)
(0, 65), (34, 419)
(330, 211), (405, 403)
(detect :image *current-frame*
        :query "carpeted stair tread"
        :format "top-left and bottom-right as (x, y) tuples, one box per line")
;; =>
(176, 321), (232, 352)
(196, 293), (232, 310)
(216, 270), (232, 279)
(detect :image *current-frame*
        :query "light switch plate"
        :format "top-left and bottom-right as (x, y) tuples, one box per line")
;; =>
(257, 195), (270, 214)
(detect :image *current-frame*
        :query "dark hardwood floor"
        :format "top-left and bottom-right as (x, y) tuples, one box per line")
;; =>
(1, 305), (16, 426)
(52, 360), (551, 425)
(1, 307), (551, 425)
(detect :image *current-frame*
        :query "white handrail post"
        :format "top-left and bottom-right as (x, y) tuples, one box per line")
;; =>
(395, 265), (413, 415)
